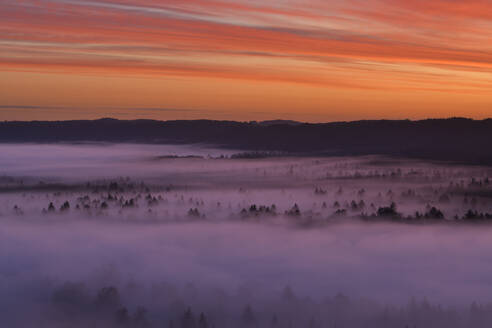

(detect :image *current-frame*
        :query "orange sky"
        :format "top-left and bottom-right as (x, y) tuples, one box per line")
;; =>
(1, 0), (491, 122)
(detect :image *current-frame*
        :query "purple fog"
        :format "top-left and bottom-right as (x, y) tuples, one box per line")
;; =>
(1, 143), (492, 328)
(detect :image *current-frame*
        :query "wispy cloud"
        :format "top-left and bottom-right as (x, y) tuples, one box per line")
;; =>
(0, 0), (491, 120)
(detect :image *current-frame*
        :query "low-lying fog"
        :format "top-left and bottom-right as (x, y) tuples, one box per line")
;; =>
(1, 143), (492, 328)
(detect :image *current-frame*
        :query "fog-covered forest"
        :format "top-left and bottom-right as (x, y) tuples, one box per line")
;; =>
(1, 143), (492, 327)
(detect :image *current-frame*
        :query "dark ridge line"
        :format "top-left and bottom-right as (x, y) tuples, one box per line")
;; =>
(1, 117), (491, 165)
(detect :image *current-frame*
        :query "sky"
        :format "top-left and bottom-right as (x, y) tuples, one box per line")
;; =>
(1, 0), (491, 122)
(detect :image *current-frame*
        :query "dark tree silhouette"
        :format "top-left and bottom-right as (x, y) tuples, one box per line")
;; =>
(60, 201), (70, 211)
(181, 307), (196, 328)
(377, 202), (399, 218)
(133, 306), (150, 328)
(241, 305), (258, 328)
(115, 307), (130, 325)
(95, 286), (121, 313)
(198, 312), (208, 328)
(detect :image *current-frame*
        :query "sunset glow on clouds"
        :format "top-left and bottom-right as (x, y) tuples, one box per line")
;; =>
(1, 0), (491, 121)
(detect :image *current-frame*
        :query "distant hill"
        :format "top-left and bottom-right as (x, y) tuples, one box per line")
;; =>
(1, 118), (491, 165)
(257, 120), (302, 126)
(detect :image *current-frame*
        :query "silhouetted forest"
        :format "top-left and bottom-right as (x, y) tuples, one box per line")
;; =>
(34, 282), (492, 328)
(1, 118), (492, 164)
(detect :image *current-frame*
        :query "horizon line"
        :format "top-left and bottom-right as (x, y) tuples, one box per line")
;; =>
(2, 116), (492, 124)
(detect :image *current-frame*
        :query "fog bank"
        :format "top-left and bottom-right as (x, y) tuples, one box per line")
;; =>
(1, 143), (492, 327)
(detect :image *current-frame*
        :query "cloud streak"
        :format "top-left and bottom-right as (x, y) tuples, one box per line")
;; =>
(0, 0), (491, 120)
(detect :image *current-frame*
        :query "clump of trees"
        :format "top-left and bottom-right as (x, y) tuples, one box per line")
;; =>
(230, 151), (281, 159)
(51, 284), (151, 328)
(123, 198), (136, 208)
(462, 210), (492, 221)
(350, 200), (365, 211)
(334, 209), (347, 216)
(285, 204), (301, 217)
(415, 207), (444, 220)
(240, 204), (277, 218)
(44, 282), (492, 328)
(188, 208), (204, 218)
(376, 202), (400, 218)
(60, 201), (70, 211)
(146, 194), (159, 206)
